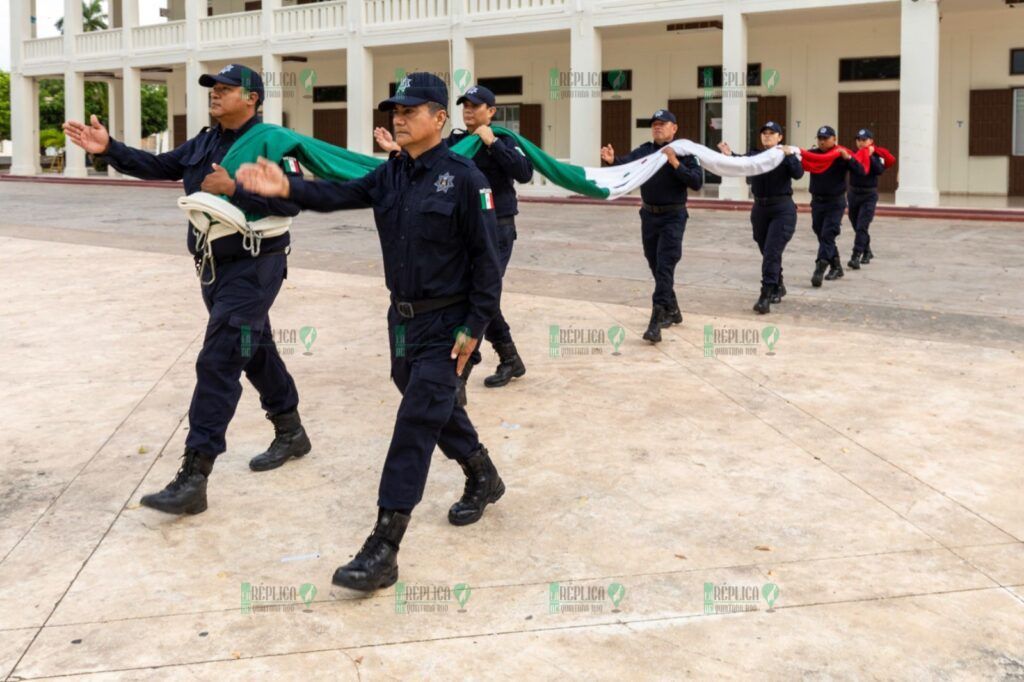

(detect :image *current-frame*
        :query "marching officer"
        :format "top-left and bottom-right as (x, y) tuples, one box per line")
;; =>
(63, 64), (311, 516)
(805, 125), (865, 287)
(237, 73), (504, 592)
(600, 109), (704, 343)
(375, 84), (533, 401)
(718, 121), (803, 314)
(847, 128), (886, 269)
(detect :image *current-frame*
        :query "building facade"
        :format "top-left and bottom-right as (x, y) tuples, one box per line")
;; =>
(8, 0), (1024, 204)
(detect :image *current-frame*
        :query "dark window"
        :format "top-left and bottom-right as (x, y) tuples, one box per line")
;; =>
(696, 64), (761, 88)
(1012, 49), (1024, 76)
(602, 70), (632, 92)
(636, 118), (652, 128)
(244, 1), (262, 10)
(839, 57), (901, 82)
(478, 76), (523, 96)
(313, 85), (347, 103)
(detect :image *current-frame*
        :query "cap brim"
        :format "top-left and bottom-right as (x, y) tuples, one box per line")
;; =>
(456, 94), (487, 106)
(651, 117), (675, 124)
(378, 96), (431, 112)
(760, 126), (781, 133)
(198, 73), (239, 88)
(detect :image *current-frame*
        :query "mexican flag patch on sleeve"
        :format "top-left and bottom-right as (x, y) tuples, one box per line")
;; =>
(479, 188), (495, 211)
(283, 157), (301, 174)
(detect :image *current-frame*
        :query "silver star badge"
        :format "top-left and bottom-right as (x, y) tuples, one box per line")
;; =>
(434, 172), (455, 194)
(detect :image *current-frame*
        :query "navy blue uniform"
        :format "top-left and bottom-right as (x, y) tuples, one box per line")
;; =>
(99, 115), (302, 457)
(446, 129), (533, 347)
(805, 148), (865, 262)
(741, 151), (804, 286)
(848, 153), (886, 255)
(284, 141), (501, 511)
(613, 142), (704, 309)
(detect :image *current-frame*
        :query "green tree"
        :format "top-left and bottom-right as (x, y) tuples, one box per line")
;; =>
(38, 78), (109, 130)
(0, 71), (10, 141)
(141, 84), (168, 137)
(56, 0), (108, 33)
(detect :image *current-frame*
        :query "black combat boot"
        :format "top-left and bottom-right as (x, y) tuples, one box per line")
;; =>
(664, 304), (683, 326)
(860, 247), (874, 265)
(140, 448), (214, 515)
(642, 305), (668, 343)
(811, 260), (828, 288)
(483, 341), (526, 388)
(848, 251), (862, 270)
(249, 409), (312, 471)
(824, 256), (844, 281)
(448, 446), (505, 526)
(770, 275), (786, 304)
(753, 284), (773, 315)
(332, 509), (411, 592)
(456, 360), (475, 407)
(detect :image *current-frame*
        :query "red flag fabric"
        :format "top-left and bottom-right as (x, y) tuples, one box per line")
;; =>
(800, 146), (896, 175)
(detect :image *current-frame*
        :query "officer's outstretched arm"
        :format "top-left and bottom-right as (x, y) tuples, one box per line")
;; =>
(66, 115), (187, 181)
(460, 175), (502, 343)
(238, 157), (375, 212)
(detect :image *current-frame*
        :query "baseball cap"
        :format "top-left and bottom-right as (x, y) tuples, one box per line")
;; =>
(379, 72), (449, 111)
(199, 64), (264, 106)
(651, 109), (677, 124)
(856, 128), (875, 140)
(456, 85), (496, 107)
(817, 125), (837, 138)
(761, 121), (783, 134)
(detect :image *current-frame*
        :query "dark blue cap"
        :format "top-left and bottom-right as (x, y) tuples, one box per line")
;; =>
(761, 121), (783, 134)
(856, 128), (875, 140)
(651, 109), (677, 124)
(457, 85), (496, 107)
(199, 64), (264, 106)
(816, 125), (837, 138)
(379, 72), (448, 111)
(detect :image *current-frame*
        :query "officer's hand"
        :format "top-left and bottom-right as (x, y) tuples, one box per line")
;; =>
(782, 145), (797, 156)
(661, 146), (680, 168)
(236, 157), (290, 198)
(201, 163), (236, 197)
(839, 148), (852, 160)
(868, 145), (876, 156)
(717, 141), (732, 156)
(475, 125), (496, 146)
(600, 145), (615, 164)
(374, 127), (401, 153)
(450, 331), (479, 377)
(63, 114), (110, 155)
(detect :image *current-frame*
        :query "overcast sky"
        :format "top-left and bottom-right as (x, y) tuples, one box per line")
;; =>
(2, 1), (168, 71)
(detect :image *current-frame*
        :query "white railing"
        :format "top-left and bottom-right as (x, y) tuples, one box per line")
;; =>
(200, 11), (261, 45)
(23, 36), (63, 61)
(75, 28), (123, 55)
(133, 21), (186, 51)
(275, 0), (347, 35)
(466, 0), (565, 13)
(364, 0), (449, 25)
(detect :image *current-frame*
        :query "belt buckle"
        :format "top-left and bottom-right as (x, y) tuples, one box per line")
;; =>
(397, 301), (415, 319)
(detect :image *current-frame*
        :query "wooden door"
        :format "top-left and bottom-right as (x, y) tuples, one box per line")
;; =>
(313, 108), (347, 148)
(667, 98), (701, 142)
(601, 99), (631, 165)
(838, 91), (899, 194)
(519, 103), (542, 147)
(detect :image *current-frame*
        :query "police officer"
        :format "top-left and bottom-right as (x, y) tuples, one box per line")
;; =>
(63, 64), (311, 516)
(718, 121), (803, 314)
(375, 84), (533, 399)
(600, 109), (704, 343)
(236, 73), (504, 592)
(847, 128), (886, 269)
(805, 125), (865, 287)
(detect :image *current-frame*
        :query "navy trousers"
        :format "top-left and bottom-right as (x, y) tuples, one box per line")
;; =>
(810, 197), (846, 262)
(381, 303), (481, 511)
(186, 254), (299, 457)
(640, 208), (688, 309)
(751, 201), (797, 286)
(483, 220), (517, 347)
(848, 190), (878, 254)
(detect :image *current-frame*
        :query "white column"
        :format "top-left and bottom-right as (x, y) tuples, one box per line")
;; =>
(64, 70), (88, 177)
(122, 0), (138, 51)
(719, 3), (748, 201)
(450, 33), (475, 130)
(895, 0), (941, 207)
(107, 80), (121, 177)
(262, 52), (284, 125)
(346, 0), (374, 154)
(123, 66), (142, 148)
(11, 0), (40, 176)
(184, 0), (207, 137)
(569, 12), (601, 167)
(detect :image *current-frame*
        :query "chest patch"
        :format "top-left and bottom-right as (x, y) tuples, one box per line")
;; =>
(434, 172), (455, 194)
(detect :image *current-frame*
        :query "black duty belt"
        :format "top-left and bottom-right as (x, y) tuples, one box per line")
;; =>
(849, 186), (878, 195)
(753, 195), (793, 206)
(392, 294), (468, 319)
(641, 202), (687, 214)
(193, 247), (288, 284)
(811, 192), (846, 202)
(496, 217), (516, 227)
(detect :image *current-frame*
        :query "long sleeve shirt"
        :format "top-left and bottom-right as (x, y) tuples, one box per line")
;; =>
(612, 140), (704, 206)
(445, 130), (533, 219)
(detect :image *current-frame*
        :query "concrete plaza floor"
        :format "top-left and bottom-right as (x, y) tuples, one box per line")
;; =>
(0, 182), (1022, 680)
